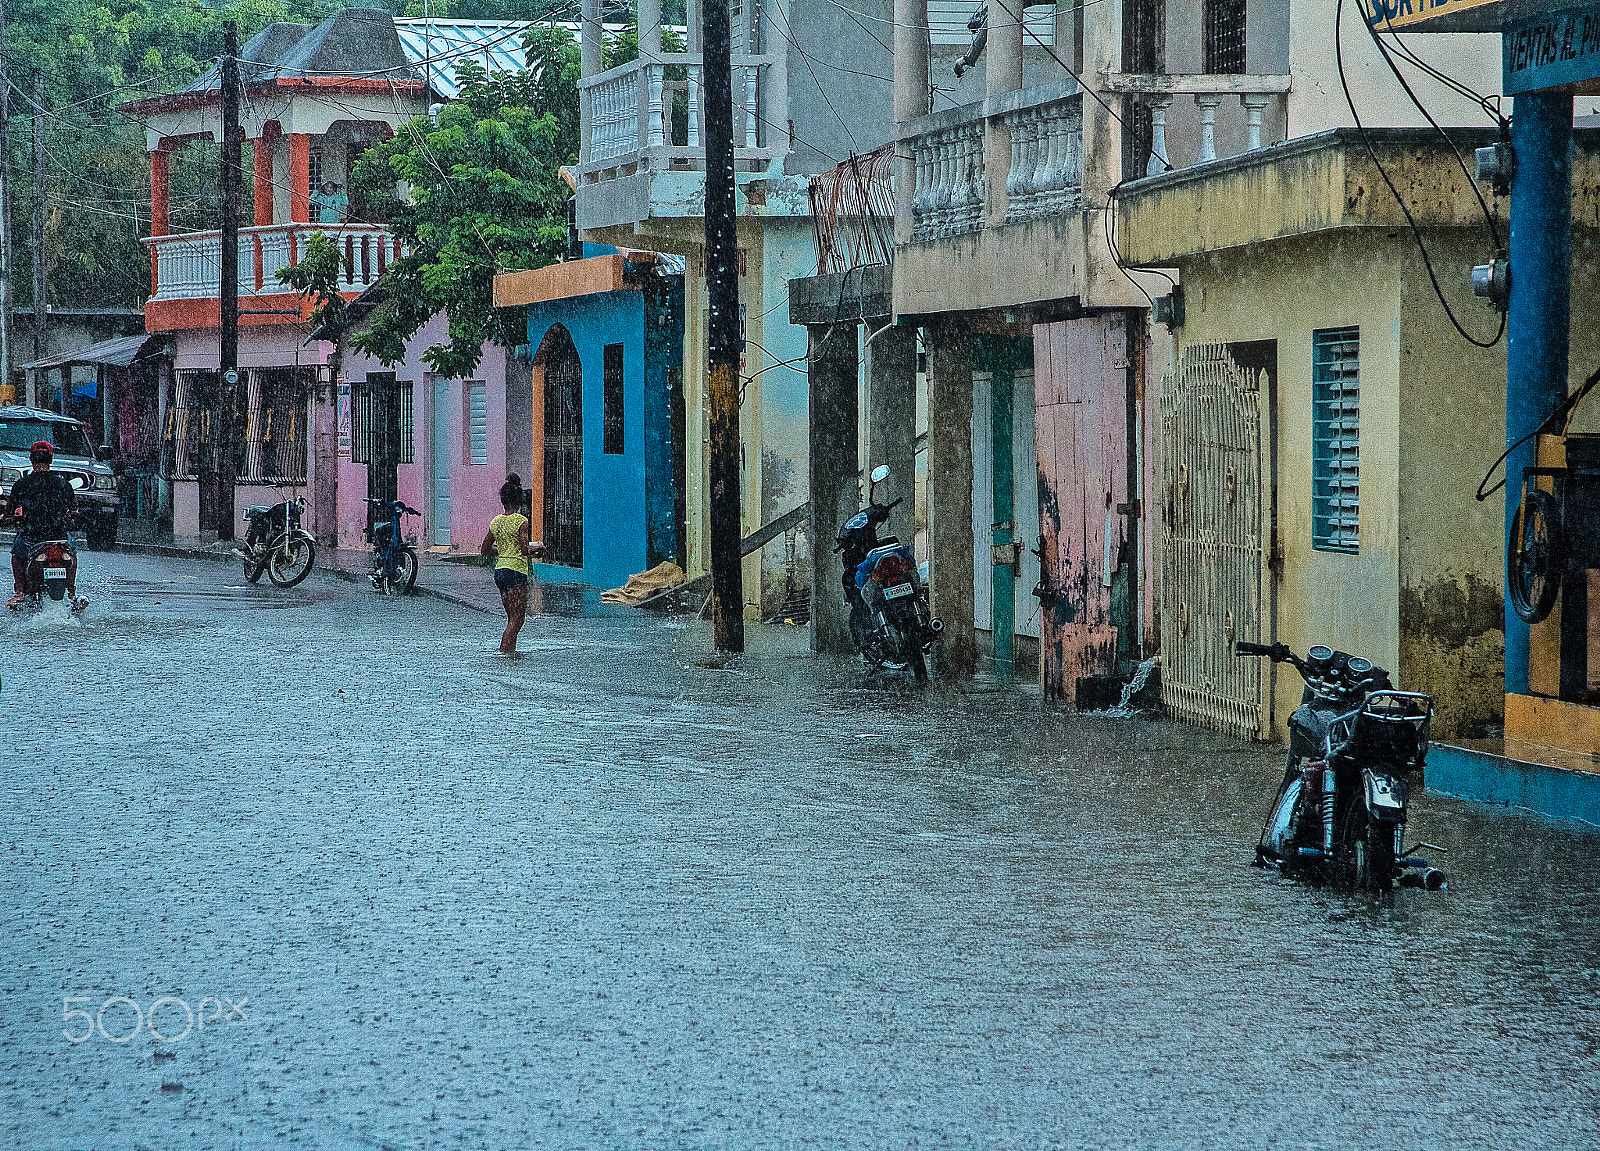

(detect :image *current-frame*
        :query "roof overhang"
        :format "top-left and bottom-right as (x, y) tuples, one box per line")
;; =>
(17, 333), (168, 372)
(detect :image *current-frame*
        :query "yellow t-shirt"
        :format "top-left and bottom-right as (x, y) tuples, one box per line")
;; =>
(489, 513), (530, 574)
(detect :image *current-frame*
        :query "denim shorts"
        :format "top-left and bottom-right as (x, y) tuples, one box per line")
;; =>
(493, 566), (528, 592)
(11, 534), (33, 560)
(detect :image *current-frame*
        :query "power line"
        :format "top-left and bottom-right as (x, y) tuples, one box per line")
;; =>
(1334, 0), (1504, 350)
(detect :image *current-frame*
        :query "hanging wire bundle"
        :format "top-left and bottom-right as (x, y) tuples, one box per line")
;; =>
(808, 144), (895, 275)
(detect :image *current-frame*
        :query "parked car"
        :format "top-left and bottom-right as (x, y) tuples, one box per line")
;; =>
(0, 406), (120, 549)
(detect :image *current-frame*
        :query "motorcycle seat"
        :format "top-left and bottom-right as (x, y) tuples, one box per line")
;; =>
(245, 505), (273, 518)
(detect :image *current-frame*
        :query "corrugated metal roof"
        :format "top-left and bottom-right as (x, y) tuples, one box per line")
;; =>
(17, 333), (164, 371)
(394, 19), (672, 100)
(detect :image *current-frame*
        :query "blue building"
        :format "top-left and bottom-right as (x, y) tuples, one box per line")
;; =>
(494, 249), (686, 591)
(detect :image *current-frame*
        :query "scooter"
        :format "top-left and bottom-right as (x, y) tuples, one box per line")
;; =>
(1236, 641), (1446, 895)
(835, 465), (942, 681)
(12, 537), (87, 615)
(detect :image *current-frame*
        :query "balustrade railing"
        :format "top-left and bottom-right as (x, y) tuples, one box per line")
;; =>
(909, 90), (1082, 241)
(1097, 74), (1292, 176)
(144, 224), (399, 302)
(578, 53), (780, 180)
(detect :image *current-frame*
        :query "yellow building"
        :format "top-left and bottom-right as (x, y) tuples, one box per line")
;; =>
(1115, 128), (1600, 745)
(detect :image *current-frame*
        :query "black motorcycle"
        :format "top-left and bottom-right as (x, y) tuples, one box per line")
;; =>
(1236, 641), (1446, 894)
(835, 465), (942, 680)
(235, 497), (316, 588)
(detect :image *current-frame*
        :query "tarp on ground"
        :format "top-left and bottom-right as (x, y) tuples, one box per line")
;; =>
(601, 561), (686, 605)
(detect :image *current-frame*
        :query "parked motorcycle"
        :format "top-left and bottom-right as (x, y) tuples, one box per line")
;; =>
(365, 497), (421, 596)
(235, 497), (316, 588)
(11, 537), (86, 614)
(836, 464), (942, 681)
(1236, 641), (1446, 894)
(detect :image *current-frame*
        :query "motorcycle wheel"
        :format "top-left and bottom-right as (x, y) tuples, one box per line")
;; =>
(1508, 488), (1562, 625)
(1340, 802), (1393, 895)
(392, 547), (418, 595)
(242, 550), (266, 584)
(267, 535), (316, 588)
(909, 645), (928, 682)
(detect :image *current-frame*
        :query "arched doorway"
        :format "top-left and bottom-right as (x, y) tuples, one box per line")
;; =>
(536, 326), (583, 567)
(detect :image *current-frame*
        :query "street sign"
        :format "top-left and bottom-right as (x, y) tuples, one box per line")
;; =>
(1369, 0), (1501, 33)
(1504, 2), (1600, 93)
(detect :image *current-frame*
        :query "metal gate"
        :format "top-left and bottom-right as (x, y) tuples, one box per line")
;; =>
(1159, 344), (1269, 739)
(542, 333), (583, 567)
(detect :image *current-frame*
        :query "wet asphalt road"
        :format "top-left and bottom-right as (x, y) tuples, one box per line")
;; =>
(2, 553), (1597, 1151)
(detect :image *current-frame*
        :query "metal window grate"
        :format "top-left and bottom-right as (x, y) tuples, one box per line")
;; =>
(1203, 0), (1247, 75)
(1312, 327), (1360, 554)
(468, 381), (488, 465)
(1122, 0), (1164, 73)
(352, 376), (414, 466)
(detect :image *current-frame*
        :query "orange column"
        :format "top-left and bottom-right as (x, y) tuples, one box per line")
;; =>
(288, 133), (311, 224)
(253, 123), (279, 226)
(149, 146), (171, 295)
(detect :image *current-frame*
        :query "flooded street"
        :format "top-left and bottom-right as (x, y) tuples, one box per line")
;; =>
(2, 554), (1597, 1150)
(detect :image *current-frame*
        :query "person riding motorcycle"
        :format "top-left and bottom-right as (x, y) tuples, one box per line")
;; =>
(6, 440), (85, 611)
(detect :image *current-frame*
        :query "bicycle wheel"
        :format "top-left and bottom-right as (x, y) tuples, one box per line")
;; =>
(1508, 488), (1562, 624)
(267, 534), (317, 588)
(391, 547), (418, 594)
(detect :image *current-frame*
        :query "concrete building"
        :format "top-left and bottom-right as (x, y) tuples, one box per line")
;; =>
(569, 0), (898, 614)
(494, 250), (688, 592)
(793, 0), (1501, 710)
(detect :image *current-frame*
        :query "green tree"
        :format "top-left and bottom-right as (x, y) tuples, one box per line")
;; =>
(341, 57), (574, 377)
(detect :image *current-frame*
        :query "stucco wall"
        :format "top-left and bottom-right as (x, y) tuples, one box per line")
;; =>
(1176, 231), (1404, 743)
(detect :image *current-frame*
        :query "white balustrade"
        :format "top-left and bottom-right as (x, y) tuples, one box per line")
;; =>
(687, 65), (701, 147)
(1195, 94), (1223, 164)
(1005, 97), (1082, 221)
(145, 224), (397, 303)
(589, 65), (643, 163)
(910, 120), (987, 241)
(1147, 95), (1174, 177)
(1242, 94), (1271, 152)
(647, 64), (666, 148)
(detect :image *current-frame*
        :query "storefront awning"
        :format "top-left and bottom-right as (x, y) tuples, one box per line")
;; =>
(18, 333), (165, 372)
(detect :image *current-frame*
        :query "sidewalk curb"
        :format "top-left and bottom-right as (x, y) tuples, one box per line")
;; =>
(113, 542), (493, 614)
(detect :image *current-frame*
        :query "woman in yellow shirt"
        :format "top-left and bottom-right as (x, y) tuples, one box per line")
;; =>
(480, 475), (544, 653)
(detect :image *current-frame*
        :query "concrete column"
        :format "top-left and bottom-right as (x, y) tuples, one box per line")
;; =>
(312, 361), (339, 547)
(580, 0), (603, 164)
(149, 146), (170, 237)
(808, 321), (861, 654)
(156, 359), (172, 523)
(926, 321), (976, 675)
(1505, 91), (1574, 697)
(866, 321), (916, 513)
(100, 365), (113, 454)
(893, 0), (929, 124)
(253, 123), (279, 226)
(984, 0), (1024, 227)
(640, 0), (661, 56)
(288, 134), (311, 224)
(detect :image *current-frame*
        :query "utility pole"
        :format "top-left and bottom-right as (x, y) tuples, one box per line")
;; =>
(31, 71), (45, 405)
(0, 0), (12, 403)
(217, 20), (241, 540)
(702, 0), (744, 652)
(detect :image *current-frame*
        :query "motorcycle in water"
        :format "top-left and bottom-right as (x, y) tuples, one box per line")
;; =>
(365, 497), (421, 595)
(835, 464), (942, 681)
(1237, 641), (1447, 895)
(12, 538), (86, 614)
(235, 497), (317, 588)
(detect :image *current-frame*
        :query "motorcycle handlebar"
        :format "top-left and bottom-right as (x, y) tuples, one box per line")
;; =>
(1235, 641), (1277, 658)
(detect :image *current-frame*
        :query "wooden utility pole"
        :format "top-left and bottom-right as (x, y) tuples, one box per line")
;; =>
(0, 0), (12, 402)
(217, 20), (242, 540)
(702, 0), (744, 652)
(31, 71), (46, 397)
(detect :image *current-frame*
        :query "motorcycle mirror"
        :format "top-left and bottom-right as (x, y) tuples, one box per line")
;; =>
(870, 465), (891, 483)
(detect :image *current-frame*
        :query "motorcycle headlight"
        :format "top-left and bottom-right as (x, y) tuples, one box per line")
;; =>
(92, 474), (116, 491)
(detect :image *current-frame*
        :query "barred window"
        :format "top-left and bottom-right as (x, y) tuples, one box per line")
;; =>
(352, 374), (414, 466)
(1312, 327), (1360, 554)
(1122, 0), (1164, 74)
(466, 381), (488, 465)
(1204, 0), (1247, 75)
(602, 343), (625, 455)
(246, 368), (309, 482)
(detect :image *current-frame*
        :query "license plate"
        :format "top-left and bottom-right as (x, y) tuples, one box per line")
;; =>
(883, 582), (914, 599)
(42, 567), (66, 580)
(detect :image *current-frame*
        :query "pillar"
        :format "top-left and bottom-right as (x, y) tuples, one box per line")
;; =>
(1505, 91), (1573, 697)
(866, 322), (917, 514)
(312, 360), (339, 547)
(100, 365), (113, 454)
(893, 0), (930, 244)
(926, 321), (976, 675)
(254, 123), (280, 226)
(984, 0), (1025, 226)
(150, 145), (170, 300)
(288, 133), (311, 224)
(580, 0), (603, 164)
(156, 359), (172, 525)
(808, 321), (861, 654)
(639, 0), (661, 56)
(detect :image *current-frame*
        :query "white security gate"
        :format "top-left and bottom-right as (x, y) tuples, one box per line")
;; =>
(1159, 344), (1271, 739)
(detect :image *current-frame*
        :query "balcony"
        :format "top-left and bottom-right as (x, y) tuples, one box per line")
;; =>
(144, 223), (398, 304)
(1101, 73), (1292, 176)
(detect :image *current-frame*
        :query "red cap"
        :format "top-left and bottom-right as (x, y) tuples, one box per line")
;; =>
(30, 440), (53, 456)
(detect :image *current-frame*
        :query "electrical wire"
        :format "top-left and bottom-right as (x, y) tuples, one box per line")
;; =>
(764, 0), (860, 150)
(1335, 0), (1504, 350)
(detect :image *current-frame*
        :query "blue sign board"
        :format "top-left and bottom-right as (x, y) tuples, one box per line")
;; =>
(1504, 3), (1600, 94)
